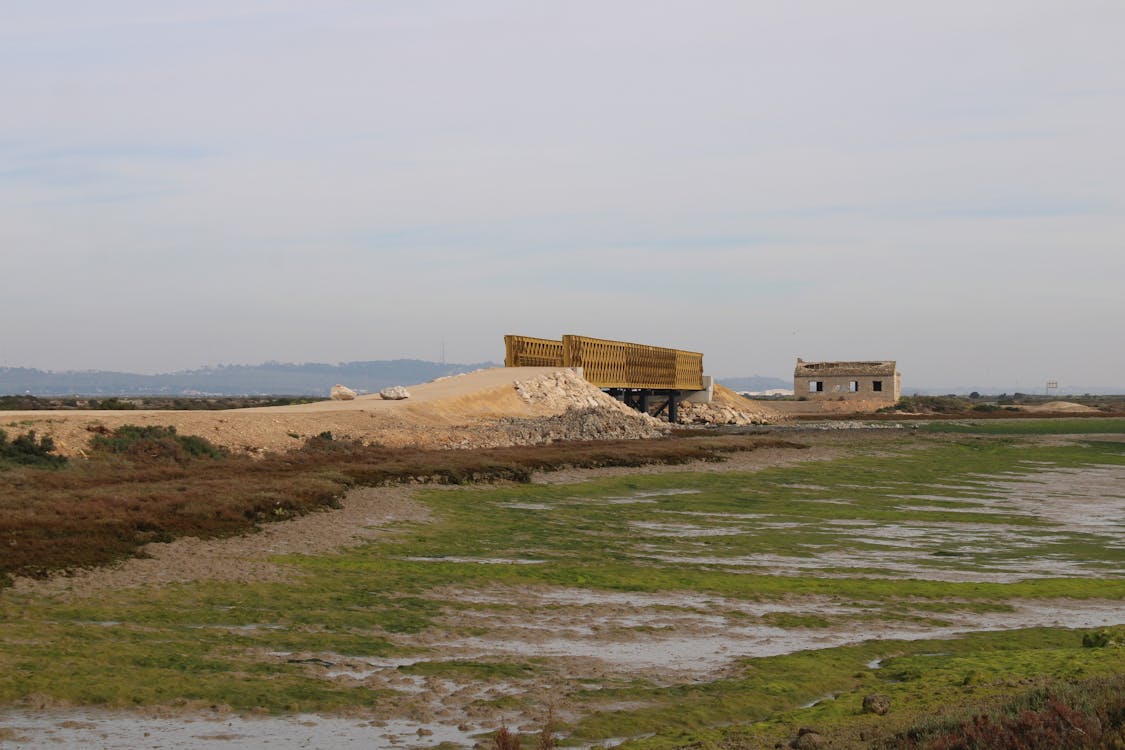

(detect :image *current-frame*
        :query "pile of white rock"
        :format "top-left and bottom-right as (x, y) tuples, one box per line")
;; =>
(677, 401), (771, 426)
(513, 369), (663, 424)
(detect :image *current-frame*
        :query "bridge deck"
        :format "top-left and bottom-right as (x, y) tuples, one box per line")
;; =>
(505, 334), (703, 391)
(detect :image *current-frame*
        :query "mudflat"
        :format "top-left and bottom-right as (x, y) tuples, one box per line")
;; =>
(3, 427), (1123, 748)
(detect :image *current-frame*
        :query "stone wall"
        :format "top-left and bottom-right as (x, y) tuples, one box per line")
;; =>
(796, 372), (900, 402)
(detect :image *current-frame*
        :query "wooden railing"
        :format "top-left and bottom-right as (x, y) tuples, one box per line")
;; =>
(504, 335), (564, 368)
(504, 334), (703, 390)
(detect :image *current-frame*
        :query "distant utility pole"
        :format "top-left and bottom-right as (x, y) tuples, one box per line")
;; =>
(1046, 379), (1058, 396)
(441, 339), (446, 367)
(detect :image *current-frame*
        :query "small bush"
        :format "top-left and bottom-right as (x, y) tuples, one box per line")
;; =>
(1082, 628), (1123, 648)
(299, 431), (369, 455)
(90, 425), (227, 463)
(90, 397), (138, 410)
(0, 429), (67, 469)
(882, 396), (972, 414)
(493, 726), (521, 750)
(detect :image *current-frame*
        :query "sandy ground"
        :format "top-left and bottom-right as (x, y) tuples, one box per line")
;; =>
(0, 368), (594, 455)
(0, 369), (792, 457)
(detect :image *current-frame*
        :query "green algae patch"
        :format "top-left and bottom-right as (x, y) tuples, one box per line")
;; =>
(0, 619), (384, 712)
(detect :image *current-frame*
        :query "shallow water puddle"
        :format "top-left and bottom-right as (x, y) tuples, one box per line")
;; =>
(662, 510), (769, 520)
(636, 464), (1125, 582)
(0, 710), (478, 749)
(400, 556), (546, 564)
(986, 465), (1125, 528)
(628, 521), (743, 537)
(417, 596), (1125, 679)
(567, 488), (703, 506)
(645, 550), (1108, 583)
(620, 489), (702, 498)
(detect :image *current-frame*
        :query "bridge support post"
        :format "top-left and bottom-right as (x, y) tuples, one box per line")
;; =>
(603, 387), (683, 424)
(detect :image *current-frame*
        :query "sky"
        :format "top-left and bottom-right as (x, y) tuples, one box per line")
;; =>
(2, 1), (1123, 390)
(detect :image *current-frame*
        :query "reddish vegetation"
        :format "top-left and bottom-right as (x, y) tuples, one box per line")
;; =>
(928, 702), (1100, 750)
(877, 677), (1125, 750)
(0, 430), (803, 584)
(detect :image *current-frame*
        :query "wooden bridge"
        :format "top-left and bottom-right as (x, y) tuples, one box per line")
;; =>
(504, 334), (708, 420)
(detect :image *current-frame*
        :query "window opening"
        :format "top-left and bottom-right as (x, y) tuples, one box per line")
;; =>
(873, 380), (883, 392)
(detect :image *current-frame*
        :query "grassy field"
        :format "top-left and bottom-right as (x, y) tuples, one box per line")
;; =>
(0, 431), (801, 583)
(1, 429), (1123, 747)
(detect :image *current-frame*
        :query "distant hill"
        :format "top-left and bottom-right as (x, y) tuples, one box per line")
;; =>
(717, 375), (791, 392)
(0, 360), (500, 397)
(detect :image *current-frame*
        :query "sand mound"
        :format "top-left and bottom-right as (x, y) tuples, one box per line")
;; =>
(1022, 401), (1100, 414)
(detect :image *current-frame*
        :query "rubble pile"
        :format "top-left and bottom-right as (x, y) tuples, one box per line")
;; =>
(498, 407), (667, 444)
(514, 370), (660, 422)
(509, 369), (667, 443)
(677, 400), (772, 426)
(678, 383), (785, 426)
(512, 370), (781, 432)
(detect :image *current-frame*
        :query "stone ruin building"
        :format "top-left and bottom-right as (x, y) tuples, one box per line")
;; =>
(794, 358), (901, 403)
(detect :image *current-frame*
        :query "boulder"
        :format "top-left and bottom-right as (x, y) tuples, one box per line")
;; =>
(380, 386), (411, 400)
(862, 693), (891, 715)
(330, 384), (357, 401)
(790, 728), (827, 749)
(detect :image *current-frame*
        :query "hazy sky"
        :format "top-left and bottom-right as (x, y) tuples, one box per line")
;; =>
(3, 1), (1123, 388)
